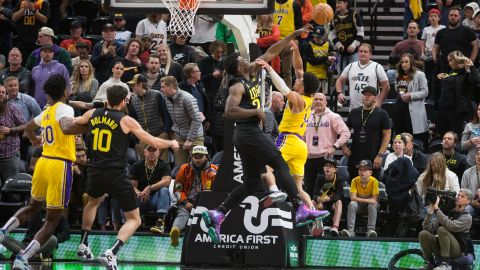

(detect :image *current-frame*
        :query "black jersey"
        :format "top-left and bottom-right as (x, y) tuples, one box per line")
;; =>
(332, 9), (361, 48)
(87, 108), (129, 170)
(229, 77), (261, 125)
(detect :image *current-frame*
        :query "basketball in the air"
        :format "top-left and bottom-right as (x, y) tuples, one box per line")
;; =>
(312, 3), (334, 25)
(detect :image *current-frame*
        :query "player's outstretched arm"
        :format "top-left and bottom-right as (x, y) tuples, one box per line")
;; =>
(121, 116), (179, 150)
(61, 109), (94, 134)
(255, 59), (304, 111)
(224, 82), (265, 122)
(24, 119), (42, 147)
(291, 40), (304, 79)
(259, 25), (311, 63)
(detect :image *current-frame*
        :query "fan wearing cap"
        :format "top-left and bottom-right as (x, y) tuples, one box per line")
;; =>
(473, 10), (480, 36)
(344, 85), (391, 181)
(25, 27), (73, 75)
(169, 33), (197, 67)
(11, 0), (49, 60)
(130, 144), (173, 234)
(301, 25), (335, 94)
(463, 2), (479, 29)
(128, 73), (172, 159)
(311, 157), (345, 237)
(91, 23), (125, 84)
(31, 43), (71, 108)
(170, 145), (217, 247)
(113, 13), (132, 45)
(60, 21), (92, 58)
(383, 134), (412, 171)
(341, 159), (379, 237)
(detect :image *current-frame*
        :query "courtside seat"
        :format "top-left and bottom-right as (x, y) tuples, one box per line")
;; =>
(0, 173), (32, 223)
(91, 16), (111, 35)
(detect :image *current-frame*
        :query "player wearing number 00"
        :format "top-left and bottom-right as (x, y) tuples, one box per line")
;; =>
(73, 85), (179, 270)
(0, 75), (83, 270)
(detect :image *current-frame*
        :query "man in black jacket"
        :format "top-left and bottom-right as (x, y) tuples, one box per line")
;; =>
(438, 131), (469, 183)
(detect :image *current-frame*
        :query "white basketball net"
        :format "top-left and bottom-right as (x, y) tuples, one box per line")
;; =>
(161, 0), (202, 38)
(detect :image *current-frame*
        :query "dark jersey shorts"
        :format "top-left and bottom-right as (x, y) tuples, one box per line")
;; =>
(86, 168), (138, 212)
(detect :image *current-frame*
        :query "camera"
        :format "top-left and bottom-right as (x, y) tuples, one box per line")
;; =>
(424, 187), (456, 213)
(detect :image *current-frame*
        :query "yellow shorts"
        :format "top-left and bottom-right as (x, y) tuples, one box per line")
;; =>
(31, 156), (73, 209)
(276, 133), (308, 176)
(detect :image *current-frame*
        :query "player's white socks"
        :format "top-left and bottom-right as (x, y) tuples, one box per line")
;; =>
(269, 185), (279, 192)
(2, 217), (20, 233)
(21, 240), (40, 260)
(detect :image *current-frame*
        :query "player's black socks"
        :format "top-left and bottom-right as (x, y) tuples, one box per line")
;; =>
(111, 239), (124, 255)
(80, 230), (90, 246)
(291, 196), (302, 210)
(157, 212), (166, 221)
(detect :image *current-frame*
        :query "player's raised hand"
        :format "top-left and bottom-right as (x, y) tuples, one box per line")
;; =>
(254, 59), (270, 69)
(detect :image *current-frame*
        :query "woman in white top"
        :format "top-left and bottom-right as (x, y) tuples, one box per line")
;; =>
(416, 152), (460, 198)
(94, 60), (130, 102)
(383, 134), (412, 170)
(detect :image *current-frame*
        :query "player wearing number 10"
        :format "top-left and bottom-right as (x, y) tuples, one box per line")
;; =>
(73, 85), (179, 270)
(0, 75), (81, 270)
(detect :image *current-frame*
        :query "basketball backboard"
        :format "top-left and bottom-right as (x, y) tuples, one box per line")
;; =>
(105, 0), (274, 15)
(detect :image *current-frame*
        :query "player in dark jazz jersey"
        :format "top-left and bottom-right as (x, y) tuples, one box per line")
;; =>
(73, 85), (179, 269)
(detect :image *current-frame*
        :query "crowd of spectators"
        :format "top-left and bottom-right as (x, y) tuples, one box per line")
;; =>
(0, 0), (480, 263)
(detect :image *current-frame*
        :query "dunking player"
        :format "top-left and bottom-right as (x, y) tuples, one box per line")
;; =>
(0, 75), (81, 270)
(73, 85), (179, 269)
(202, 28), (329, 244)
(259, 41), (319, 212)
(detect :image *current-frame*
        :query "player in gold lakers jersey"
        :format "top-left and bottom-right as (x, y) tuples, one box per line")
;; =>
(0, 75), (83, 270)
(258, 41), (320, 210)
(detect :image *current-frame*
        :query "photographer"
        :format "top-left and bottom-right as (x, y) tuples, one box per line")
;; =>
(419, 189), (474, 270)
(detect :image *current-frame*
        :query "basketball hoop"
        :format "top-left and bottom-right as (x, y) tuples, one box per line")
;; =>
(161, 0), (202, 37)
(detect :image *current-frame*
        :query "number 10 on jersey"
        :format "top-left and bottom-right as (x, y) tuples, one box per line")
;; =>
(91, 128), (112, 152)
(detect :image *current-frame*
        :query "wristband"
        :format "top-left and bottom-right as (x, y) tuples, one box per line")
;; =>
(377, 152), (383, 157)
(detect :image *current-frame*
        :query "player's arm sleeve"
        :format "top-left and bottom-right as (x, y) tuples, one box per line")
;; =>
(55, 104), (75, 121)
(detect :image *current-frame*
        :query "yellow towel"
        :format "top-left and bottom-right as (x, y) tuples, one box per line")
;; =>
(410, 0), (423, 20)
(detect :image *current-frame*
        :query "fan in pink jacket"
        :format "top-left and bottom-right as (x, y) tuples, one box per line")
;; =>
(303, 92), (351, 196)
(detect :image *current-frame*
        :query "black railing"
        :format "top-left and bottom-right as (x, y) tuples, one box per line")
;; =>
(367, 0), (380, 48)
